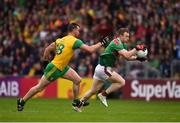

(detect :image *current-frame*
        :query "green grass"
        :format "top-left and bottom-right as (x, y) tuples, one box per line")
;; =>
(0, 98), (180, 122)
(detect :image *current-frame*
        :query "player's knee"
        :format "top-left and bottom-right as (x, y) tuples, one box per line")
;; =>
(74, 78), (82, 85)
(36, 87), (43, 92)
(116, 79), (125, 88)
(35, 85), (44, 92)
(89, 89), (96, 95)
(121, 79), (125, 87)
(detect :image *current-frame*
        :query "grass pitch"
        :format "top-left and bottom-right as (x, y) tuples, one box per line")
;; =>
(0, 98), (179, 122)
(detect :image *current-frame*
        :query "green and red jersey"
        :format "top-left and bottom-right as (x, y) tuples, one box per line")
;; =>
(99, 38), (127, 67)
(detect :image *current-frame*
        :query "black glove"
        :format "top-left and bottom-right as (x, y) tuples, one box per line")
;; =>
(135, 44), (146, 51)
(100, 36), (112, 47)
(136, 57), (147, 62)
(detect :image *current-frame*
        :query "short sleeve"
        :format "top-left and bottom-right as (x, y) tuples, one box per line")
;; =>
(114, 43), (125, 51)
(111, 38), (126, 51)
(123, 43), (128, 50)
(72, 39), (84, 49)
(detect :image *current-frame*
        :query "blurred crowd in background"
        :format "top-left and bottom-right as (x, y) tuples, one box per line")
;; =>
(0, 0), (180, 79)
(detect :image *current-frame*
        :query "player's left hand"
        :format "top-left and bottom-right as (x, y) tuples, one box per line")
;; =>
(100, 36), (111, 47)
(135, 44), (146, 51)
(136, 57), (147, 62)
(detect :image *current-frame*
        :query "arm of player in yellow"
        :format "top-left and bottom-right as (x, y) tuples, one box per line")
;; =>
(118, 48), (137, 59)
(79, 42), (102, 53)
(43, 42), (56, 61)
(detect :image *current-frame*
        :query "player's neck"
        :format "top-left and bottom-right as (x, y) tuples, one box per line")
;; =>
(68, 32), (76, 37)
(119, 36), (126, 43)
(115, 36), (125, 43)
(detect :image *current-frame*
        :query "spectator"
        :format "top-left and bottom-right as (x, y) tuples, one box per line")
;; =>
(0, 0), (180, 79)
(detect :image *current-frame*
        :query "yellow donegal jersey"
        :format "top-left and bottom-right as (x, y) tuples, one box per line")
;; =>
(51, 35), (77, 70)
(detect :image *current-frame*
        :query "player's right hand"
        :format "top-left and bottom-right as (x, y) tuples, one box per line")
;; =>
(135, 44), (146, 51)
(43, 54), (51, 61)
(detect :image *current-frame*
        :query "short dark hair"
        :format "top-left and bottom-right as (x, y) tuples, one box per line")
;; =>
(117, 28), (129, 35)
(67, 23), (80, 32)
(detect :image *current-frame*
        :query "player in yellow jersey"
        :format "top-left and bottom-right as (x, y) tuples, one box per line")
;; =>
(17, 23), (110, 111)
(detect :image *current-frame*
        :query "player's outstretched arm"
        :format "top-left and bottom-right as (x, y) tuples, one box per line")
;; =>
(80, 42), (102, 53)
(43, 42), (56, 61)
(122, 54), (147, 62)
(119, 44), (147, 60)
(126, 55), (138, 61)
(79, 35), (111, 53)
(118, 48), (137, 59)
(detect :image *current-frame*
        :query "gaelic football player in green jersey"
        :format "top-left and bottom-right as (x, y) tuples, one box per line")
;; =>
(73, 28), (146, 112)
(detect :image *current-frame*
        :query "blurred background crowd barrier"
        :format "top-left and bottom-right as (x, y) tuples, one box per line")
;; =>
(0, 77), (180, 101)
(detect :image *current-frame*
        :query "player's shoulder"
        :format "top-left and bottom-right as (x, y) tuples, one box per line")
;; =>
(113, 38), (120, 45)
(56, 35), (78, 44)
(55, 38), (62, 44)
(110, 38), (123, 46)
(65, 35), (78, 41)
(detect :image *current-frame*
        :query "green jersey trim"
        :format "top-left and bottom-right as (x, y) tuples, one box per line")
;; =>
(72, 39), (84, 49)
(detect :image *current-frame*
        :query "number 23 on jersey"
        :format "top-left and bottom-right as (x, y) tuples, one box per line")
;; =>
(56, 44), (65, 55)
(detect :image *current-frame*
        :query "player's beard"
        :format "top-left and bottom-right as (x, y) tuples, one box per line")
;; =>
(75, 32), (80, 38)
(123, 36), (129, 43)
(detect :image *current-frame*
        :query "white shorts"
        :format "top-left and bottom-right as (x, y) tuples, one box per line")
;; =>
(93, 64), (113, 81)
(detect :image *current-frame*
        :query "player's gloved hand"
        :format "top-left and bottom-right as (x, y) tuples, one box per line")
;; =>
(135, 44), (146, 51)
(136, 57), (147, 62)
(100, 36), (111, 47)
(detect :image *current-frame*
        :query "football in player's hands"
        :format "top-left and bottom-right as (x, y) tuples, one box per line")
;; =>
(136, 48), (148, 58)
(135, 44), (148, 58)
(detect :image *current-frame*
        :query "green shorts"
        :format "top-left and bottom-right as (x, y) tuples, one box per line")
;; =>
(44, 63), (69, 81)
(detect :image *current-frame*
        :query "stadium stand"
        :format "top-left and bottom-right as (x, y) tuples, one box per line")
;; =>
(0, 0), (180, 79)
